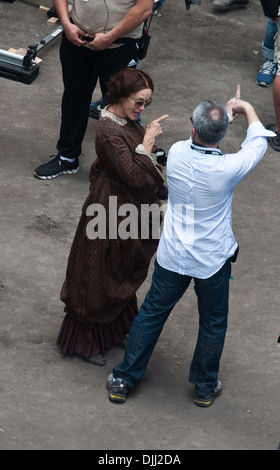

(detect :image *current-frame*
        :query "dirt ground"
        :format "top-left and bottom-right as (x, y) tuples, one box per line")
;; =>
(0, 0), (279, 451)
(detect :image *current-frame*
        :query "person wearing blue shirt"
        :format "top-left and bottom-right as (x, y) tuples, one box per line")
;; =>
(106, 86), (275, 407)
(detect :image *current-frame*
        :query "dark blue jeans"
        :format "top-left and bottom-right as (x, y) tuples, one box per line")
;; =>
(113, 258), (231, 396)
(153, 0), (166, 11)
(262, 18), (278, 61)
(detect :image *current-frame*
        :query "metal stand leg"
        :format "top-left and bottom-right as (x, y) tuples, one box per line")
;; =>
(0, 25), (63, 84)
(0, 0), (69, 84)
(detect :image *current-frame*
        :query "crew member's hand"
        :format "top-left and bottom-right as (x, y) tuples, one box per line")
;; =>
(88, 32), (111, 50)
(225, 85), (242, 122)
(225, 85), (259, 126)
(63, 22), (93, 46)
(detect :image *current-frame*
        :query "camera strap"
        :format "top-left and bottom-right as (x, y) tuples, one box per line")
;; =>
(142, 13), (153, 38)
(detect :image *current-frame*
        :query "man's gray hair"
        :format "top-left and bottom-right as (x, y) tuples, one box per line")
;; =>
(192, 100), (229, 145)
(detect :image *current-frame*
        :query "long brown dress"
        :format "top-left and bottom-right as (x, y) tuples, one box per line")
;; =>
(56, 108), (166, 358)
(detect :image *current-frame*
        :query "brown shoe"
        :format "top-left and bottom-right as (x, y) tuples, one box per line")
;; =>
(85, 353), (106, 366)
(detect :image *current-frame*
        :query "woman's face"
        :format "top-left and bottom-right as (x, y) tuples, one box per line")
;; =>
(121, 88), (153, 121)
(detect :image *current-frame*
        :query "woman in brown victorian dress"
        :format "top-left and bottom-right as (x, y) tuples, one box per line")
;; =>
(57, 68), (169, 365)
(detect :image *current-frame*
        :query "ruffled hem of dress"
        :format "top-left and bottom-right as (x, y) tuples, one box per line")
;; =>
(56, 295), (138, 358)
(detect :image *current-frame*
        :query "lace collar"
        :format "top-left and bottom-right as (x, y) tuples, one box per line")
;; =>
(100, 106), (127, 126)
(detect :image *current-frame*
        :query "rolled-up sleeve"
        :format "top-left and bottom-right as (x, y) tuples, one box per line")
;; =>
(222, 122), (275, 185)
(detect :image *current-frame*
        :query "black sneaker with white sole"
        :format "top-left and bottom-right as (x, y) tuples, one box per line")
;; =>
(34, 154), (79, 180)
(265, 123), (280, 152)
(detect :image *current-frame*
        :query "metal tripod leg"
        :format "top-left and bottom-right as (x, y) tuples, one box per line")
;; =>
(0, 25), (63, 84)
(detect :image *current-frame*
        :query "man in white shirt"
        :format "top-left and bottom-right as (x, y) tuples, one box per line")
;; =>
(106, 86), (275, 407)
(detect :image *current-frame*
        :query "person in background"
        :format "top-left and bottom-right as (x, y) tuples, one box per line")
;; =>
(34, 0), (154, 180)
(89, 0), (165, 120)
(57, 68), (168, 366)
(153, 0), (166, 15)
(106, 86), (275, 406)
(260, 0), (280, 151)
(256, 18), (278, 87)
(211, 1), (277, 87)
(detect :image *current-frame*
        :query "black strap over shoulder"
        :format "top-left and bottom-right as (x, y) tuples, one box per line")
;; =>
(113, 14), (153, 60)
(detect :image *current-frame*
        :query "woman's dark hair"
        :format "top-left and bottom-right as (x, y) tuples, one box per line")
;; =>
(104, 68), (154, 105)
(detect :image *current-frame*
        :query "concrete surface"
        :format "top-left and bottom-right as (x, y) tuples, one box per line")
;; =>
(0, 0), (279, 451)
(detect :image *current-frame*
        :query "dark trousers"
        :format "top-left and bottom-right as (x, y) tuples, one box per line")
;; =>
(113, 258), (232, 396)
(57, 33), (139, 158)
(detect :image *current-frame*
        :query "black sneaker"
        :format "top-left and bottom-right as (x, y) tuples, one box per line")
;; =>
(266, 124), (280, 151)
(34, 154), (79, 179)
(194, 380), (222, 407)
(106, 373), (128, 403)
(265, 123), (275, 132)
(89, 100), (103, 120)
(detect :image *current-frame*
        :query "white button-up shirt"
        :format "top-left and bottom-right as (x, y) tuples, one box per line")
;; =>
(157, 122), (274, 279)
